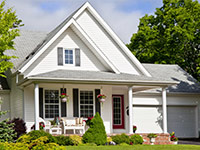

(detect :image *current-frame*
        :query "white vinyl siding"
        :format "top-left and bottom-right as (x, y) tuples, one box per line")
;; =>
(25, 28), (108, 77)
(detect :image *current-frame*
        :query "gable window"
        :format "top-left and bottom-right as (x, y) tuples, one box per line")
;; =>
(44, 90), (60, 119)
(65, 49), (74, 64)
(80, 90), (94, 118)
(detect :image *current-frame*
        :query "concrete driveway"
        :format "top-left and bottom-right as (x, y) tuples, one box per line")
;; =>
(178, 139), (200, 145)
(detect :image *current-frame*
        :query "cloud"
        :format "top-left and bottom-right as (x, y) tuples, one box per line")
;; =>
(6, 0), (149, 43)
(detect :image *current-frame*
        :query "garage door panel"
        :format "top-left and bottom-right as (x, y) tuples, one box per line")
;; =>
(167, 106), (197, 138)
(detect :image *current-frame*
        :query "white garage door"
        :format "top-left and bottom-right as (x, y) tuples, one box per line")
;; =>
(167, 106), (197, 138)
(132, 106), (163, 133)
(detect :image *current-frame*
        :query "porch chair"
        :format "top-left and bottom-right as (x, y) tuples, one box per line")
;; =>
(38, 117), (51, 133)
(61, 117), (85, 134)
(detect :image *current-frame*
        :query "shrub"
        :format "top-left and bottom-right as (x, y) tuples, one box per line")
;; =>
(82, 112), (107, 145)
(27, 130), (56, 143)
(16, 134), (32, 144)
(147, 133), (157, 139)
(32, 143), (65, 150)
(69, 135), (82, 145)
(111, 133), (130, 144)
(0, 142), (29, 150)
(129, 134), (143, 145)
(55, 135), (73, 146)
(7, 118), (26, 139)
(120, 143), (129, 146)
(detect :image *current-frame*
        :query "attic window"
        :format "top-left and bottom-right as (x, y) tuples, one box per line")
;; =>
(65, 49), (74, 64)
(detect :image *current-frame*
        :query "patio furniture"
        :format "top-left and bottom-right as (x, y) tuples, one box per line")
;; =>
(38, 117), (51, 133)
(49, 125), (62, 135)
(61, 117), (86, 134)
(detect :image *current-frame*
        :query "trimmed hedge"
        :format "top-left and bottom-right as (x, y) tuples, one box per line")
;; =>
(111, 133), (130, 144)
(82, 112), (107, 145)
(54, 135), (73, 146)
(130, 134), (143, 145)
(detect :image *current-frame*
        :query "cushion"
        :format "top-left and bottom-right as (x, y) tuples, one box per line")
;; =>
(79, 117), (83, 125)
(76, 118), (79, 125)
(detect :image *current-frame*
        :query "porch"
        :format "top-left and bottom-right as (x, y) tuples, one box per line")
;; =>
(22, 82), (168, 135)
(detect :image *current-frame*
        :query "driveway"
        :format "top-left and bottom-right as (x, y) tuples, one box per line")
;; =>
(178, 138), (200, 145)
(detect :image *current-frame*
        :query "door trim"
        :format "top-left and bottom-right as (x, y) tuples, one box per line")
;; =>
(112, 95), (124, 129)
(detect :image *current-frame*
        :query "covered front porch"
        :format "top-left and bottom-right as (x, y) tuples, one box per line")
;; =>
(20, 82), (170, 135)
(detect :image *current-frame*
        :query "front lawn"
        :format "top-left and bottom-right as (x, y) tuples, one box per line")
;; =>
(66, 145), (200, 150)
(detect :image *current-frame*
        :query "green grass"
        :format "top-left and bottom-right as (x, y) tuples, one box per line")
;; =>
(66, 145), (200, 150)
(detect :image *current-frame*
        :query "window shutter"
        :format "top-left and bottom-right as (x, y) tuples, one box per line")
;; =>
(57, 47), (63, 66)
(75, 48), (80, 66)
(39, 88), (43, 118)
(95, 89), (101, 115)
(61, 88), (67, 117)
(73, 88), (79, 117)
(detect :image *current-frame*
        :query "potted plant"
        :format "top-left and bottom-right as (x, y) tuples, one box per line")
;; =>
(147, 133), (157, 144)
(97, 94), (106, 103)
(170, 132), (178, 144)
(133, 125), (137, 133)
(60, 93), (69, 102)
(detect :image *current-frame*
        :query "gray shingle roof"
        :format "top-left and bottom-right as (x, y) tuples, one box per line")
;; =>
(29, 69), (176, 85)
(5, 30), (47, 73)
(143, 64), (200, 93)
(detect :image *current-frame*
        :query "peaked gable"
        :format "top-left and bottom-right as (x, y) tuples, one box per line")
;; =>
(19, 2), (151, 77)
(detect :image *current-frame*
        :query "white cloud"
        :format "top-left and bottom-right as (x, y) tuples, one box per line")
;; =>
(6, 0), (143, 43)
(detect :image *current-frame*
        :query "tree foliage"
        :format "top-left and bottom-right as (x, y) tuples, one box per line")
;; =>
(82, 112), (107, 145)
(127, 0), (200, 81)
(0, 0), (23, 77)
(0, 100), (17, 142)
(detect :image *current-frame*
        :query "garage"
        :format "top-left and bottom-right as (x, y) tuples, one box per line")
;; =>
(167, 106), (198, 138)
(132, 106), (163, 133)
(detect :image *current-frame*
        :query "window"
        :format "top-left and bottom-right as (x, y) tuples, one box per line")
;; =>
(65, 49), (73, 64)
(80, 91), (94, 118)
(44, 90), (59, 118)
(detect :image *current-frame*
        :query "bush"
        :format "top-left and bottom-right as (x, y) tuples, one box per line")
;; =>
(54, 135), (73, 146)
(27, 130), (56, 143)
(82, 112), (107, 145)
(32, 143), (65, 150)
(111, 133), (130, 144)
(0, 142), (29, 150)
(7, 118), (26, 139)
(16, 134), (32, 144)
(69, 135), (82, 146)
(130, 134), (143, 145)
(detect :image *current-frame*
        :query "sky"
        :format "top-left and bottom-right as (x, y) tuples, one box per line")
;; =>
(6, 0), (164, 43)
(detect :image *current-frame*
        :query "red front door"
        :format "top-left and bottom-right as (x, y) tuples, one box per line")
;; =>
(112, 95), (124, 129)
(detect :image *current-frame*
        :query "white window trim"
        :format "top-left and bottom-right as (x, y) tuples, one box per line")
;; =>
(43, 88), (61, 120)
(63, 48), (75, 66)
(79, 89), (95, 119)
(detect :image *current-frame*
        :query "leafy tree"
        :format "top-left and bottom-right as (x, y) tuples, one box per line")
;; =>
(82, 112), (107, 145)
(127, 0), (200, 81)
(0, 100), (17, 142)
(0, 0), (23, 77)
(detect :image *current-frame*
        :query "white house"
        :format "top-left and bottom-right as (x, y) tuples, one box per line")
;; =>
(0, 2), (200, 138)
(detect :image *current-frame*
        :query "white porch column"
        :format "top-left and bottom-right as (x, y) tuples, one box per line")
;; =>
(34, 83), (39, 130)
(162, 87), (167, 133)
(128, 86), (133, 134)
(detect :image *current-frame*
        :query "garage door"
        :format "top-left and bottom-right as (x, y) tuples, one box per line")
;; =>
(167, 106), (197, 138)
(132, 106), (163, 133)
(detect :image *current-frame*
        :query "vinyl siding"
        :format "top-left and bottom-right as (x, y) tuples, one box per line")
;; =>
(0, 91), (10, 121)
(24, 27), (108, 77)
(76, 10), (141, 75)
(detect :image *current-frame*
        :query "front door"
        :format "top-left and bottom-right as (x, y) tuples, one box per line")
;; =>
(112, 95), (124, 129)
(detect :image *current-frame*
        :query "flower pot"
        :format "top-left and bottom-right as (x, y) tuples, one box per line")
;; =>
(150, 138), (156, 143)
(61, 98), (67, 102)
(99, 98), (105, 103)
(173, 141), (178, 145)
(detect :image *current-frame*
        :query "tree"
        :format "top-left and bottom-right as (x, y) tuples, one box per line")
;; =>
(82, 112), (107, 145)
(0, 0), (23, 77)
(127, 0), (200, 81)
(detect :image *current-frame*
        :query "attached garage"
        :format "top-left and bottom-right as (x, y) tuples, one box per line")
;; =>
(167, 106), (198, 138)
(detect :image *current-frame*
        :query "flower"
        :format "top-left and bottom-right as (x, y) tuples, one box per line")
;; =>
(60, 93), (69, 99)
(97, 94), (106, 99)
(170, 132), (178, 141)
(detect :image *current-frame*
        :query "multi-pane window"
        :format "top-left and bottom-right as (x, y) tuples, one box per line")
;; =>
(113, 97), (122, 125)
(65, 49), (73, 64)
(44, 90), (59, 118)
(80, 91), (94, 118)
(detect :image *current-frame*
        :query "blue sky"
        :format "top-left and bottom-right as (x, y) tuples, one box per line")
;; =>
(6, 0), (164, 43)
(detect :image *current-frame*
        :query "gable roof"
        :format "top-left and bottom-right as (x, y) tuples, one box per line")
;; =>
(15, 2), (150, 76)
(143, 64), (200, 93)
